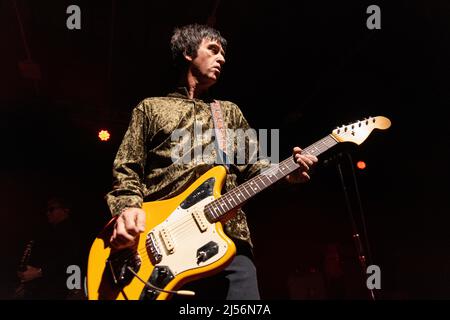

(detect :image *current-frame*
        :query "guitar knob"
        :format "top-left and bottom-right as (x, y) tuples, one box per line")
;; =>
(197, 251), (207, 263)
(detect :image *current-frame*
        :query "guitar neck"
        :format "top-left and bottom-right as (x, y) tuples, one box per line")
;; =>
(205, 134), (338, 222)
(18, 240), (34, 272)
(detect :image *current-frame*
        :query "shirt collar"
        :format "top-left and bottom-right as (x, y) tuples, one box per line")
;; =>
(167, 86), (214, 103)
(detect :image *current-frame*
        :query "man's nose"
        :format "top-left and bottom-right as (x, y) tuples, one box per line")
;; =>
(217, 54), (225, 65)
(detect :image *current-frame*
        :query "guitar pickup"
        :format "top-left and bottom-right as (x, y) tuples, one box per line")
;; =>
(192, 210), (208, 232)
(159, 228), (175, 254)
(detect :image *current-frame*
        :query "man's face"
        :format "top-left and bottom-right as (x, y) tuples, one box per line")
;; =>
(46, 201), (68, 225)
(188, 38), (225, 86)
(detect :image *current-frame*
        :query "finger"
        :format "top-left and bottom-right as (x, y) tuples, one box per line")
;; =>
(115, 219), (136, 243)
(293, 146), (302, 154)
(300, 154), (318, 167)
(302, 171), (310, 180)
(307, 155), (319, 163)
(122, 212), (140, 236)
(110, 225), (125, 248)
(110, 227), (117, 244)
(295, 153), (308, 165)
(304, 157), (315, 167)
(296, 157), (309, 171)
(135, 210), (146, 233)
(298, 155), (312, 166)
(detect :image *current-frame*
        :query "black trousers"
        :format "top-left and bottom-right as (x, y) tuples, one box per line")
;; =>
(174, 240), (260, 300)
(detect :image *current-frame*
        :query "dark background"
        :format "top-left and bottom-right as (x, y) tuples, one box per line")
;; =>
(1, 0), (449, 299)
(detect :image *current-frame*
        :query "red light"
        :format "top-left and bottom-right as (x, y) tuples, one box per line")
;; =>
(98, 130), (110, 141)
(356, 161), (366, 170)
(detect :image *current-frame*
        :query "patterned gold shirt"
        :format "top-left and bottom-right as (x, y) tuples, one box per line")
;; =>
(106, 88), (270, 246)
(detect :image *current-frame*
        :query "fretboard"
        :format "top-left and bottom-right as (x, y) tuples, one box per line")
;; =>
(204, 134), (338, 222)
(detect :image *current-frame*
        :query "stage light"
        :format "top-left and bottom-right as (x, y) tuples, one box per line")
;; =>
(98, 130), (110, 141)
(356, 161), (366, 170)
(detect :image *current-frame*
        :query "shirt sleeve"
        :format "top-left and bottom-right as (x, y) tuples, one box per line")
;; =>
(105, 103), (149, 216)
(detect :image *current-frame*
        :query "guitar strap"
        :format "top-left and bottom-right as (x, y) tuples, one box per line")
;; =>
(210, 100), (231, 171)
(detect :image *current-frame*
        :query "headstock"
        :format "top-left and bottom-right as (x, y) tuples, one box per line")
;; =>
(331, 116), (391, 145)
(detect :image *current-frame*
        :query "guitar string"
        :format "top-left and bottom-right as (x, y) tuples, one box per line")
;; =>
(158, 128), (360, 236)
(105, 125), (379, 263)
(115, 156), (306, 260)
(112, 147), (322, 260)
(137, 156), (295, 235)
(140, 137), (331, 235)
(110, 136), (339, 261)
(149, 155), (299, 234)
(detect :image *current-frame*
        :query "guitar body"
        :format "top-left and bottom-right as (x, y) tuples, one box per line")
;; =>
(87, 166), (236, 300)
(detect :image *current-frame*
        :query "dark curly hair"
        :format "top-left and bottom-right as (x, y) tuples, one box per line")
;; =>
(170, 24), (227, 71)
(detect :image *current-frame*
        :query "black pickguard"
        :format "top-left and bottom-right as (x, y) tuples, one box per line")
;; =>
(180, 177), (215, 209)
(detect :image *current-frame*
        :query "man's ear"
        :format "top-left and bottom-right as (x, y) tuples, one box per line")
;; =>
(183, 51), (193, 62)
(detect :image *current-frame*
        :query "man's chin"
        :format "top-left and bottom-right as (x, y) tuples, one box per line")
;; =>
(204, 76), (218, 86)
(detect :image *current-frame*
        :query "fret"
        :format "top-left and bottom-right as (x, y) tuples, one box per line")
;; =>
(211, 204), (221, 218)
(204, 205), (217, 221)
(227, 195), (238, 207)
(227, 189), (242, 207)
(314, 143), (324, 152)
(204, 206), (213, 220)
(242, 184), (253, 197)
(258, 176), (268, 187)
(218, 199), (228, 212)
(275, 165), (286, 178)
(231, 186), (248, 203)
(223, 198), (232, 211)
(242, 184), (252, 198)
(264, 172), (275, 182)
(249, 181), (259, 193)
(234, 188), (244, 201)
(323, 136), (336, 147)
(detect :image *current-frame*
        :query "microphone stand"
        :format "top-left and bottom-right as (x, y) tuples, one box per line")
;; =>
(334, 152), (377, 301)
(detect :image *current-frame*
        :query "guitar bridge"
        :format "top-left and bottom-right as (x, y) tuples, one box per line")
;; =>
(146, 232), (162, 264)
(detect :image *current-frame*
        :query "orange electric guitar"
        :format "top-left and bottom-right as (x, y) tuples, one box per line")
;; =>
(87, 116), (391, 300)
